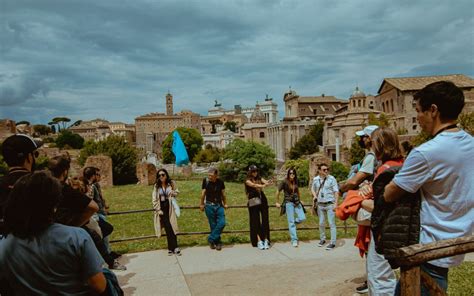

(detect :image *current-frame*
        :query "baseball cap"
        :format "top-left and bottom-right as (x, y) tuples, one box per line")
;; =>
(1, 134), (42, 160)
(355, 125), (379, 137)
(248, 165), (258, 171)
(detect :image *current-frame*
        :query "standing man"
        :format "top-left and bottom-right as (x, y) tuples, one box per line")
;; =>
(339, 125), (378, 294)
(384, 81), (473, 294)
(200, 167), (228, 251)
(1, 134), (41, 235)
(311, 163), (339, 250)
(339, 125), (379, 193)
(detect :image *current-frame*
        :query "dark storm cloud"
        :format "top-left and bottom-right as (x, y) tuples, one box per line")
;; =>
(1, 0), (473, 124)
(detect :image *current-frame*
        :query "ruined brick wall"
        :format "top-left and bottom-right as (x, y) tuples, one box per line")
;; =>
(84, 155), (113, 187)
(136, 162), (157, 185)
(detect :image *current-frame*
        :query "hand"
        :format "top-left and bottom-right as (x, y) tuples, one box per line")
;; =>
(359, 184), (373, 198)
(158, 210), (164, 216)
(199, 204), (205, 212)
(275, 202), (281, 208)
(223, 203), (229, 209)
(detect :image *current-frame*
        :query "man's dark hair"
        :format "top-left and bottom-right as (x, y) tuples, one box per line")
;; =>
(318, 163), (329, 170)
(414, 81), (465, 121)
(208, 167), (218, 175)
(48, 155), (71, 178)
(4, 171), (61, 238)
(83, 166), (97, 180)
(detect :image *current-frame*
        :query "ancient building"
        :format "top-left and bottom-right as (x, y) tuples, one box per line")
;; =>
(375, 74), (474, 135)
(241, 104), (269, 145)
(324, 87), (380, 162)
(268, 89), (347, 161)
(69, 119), (135, 143)
(135, 93), (201, 155)
(0, 119), (16, 142)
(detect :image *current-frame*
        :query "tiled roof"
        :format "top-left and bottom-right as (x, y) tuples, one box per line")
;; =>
(378, 74), (474, 93)
(298, 96), (346, 103)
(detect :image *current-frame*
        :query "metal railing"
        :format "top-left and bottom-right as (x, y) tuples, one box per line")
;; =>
(108, 204), (356, 243)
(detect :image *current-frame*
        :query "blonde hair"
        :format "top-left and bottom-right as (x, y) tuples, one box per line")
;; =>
(371, 127), (403, 162)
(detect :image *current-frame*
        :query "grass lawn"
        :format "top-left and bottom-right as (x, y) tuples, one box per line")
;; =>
(103, 180), (358, 254)
(103, 181), (473, 295)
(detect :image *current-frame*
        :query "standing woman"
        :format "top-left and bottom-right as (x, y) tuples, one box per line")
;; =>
(275, 167), (306, 247)
(152, 169), (181, 255)
(245, 165), (272, 250)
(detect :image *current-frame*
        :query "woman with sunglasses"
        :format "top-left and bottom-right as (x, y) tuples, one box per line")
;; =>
(275, 167), (306, 247)
(245, 165), (272, 250)
(152, 169), (181, 255)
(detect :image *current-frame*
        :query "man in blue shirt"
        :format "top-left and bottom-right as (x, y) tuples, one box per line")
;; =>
(311, 163), (339, 250)
(384, 81), (474, 295)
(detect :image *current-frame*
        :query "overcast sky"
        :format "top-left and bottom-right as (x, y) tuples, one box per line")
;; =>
(1, 0), (473, 125)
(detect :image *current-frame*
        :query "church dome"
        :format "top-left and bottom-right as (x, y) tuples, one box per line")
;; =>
(250, 105), (266, 123)
(351, 86), (366, 98)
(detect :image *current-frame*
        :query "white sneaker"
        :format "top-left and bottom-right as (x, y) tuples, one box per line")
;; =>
(263, 239), (270, 249)
(257, 240), (265, 250)
(291, 240), (298, 247)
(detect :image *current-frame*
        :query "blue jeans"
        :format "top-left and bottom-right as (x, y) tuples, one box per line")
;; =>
(285, 202), (306, 242)
(317, 203), (336, 244)
(394, 263), (448, 296)
(205, 204), (226, 244)
(98, 214), (111, 253)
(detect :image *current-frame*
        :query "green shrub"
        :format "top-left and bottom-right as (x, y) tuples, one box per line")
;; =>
(56, 130), (84, 149)
(162, 128), (203, 164)
(194, 146), (221, 163)
(219, 139), (275, 182)
(79, 136), (138, 185)
(289, 122), (323, 159)
(330, 161), (349, 182)
(284, 159), (309, 186)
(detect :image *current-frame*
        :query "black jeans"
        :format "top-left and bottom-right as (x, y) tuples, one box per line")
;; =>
(161, 200), (178, 251)
(248, 193), (270, 247)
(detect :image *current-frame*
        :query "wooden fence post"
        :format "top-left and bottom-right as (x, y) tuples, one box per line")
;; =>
(400, 266), (420, 296)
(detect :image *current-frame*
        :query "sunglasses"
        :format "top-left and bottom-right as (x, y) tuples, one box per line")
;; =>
(289, 172), (295, 175)
(158, 173), (166, 177)
(321, 169), (328, 172)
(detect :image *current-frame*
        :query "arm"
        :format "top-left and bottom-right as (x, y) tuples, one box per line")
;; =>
(384, 181), (408, 203)
(73, 200), (99, 227)
(170, 181), (179, 197)
(221, 189), (228, 208)
(310, 181), (316, 200)
(275, 189), (281, 207)
(245, 179), (266, 189)
(200, 189), (206, 211)
(360, 199), (374, 212)
(87, 272), (106, 294)
(339, 171), (371, 192)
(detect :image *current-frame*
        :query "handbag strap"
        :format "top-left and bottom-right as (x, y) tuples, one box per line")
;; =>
(315, 177), (327, 199)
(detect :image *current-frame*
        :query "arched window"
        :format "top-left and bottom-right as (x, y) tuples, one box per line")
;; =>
(391, 100), (394, 113)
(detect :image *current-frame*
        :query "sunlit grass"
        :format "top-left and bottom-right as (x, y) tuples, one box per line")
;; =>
(103, 180), (357, 254)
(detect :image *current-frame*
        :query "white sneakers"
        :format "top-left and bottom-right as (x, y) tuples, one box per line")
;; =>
(291, 240), (298, 247)
(258, 239), (271, 250)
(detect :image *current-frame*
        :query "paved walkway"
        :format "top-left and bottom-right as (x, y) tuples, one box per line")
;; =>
(115, 239), (369, 296)
(115, 240), (474, 296)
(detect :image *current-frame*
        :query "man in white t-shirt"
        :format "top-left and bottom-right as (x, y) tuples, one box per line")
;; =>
(385, 81), (474, 294)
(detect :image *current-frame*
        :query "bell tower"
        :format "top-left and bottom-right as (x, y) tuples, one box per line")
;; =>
(166, 92), (173, 115)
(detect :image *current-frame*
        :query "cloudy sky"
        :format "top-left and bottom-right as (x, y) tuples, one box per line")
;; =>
(1, 0), (473, 125)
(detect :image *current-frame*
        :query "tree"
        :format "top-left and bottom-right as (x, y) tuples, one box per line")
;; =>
(349, 136), (366, 165)
(458, 111), (474, 135)
(368, 113), (390, 127)
(33, 124), (52, 136)
(330, 161), (349, 182)
(289, 121), (324, 159)
(50, 117), (71, 132)
(162, 128), (203, 164)
(223, 121), (237, 133)
(79, 136), (138, 185)
(284, 159), (309, 186)
(194, 146), (221, 163)
(219, 139), (276, 182)
(56, 130), (85, 149)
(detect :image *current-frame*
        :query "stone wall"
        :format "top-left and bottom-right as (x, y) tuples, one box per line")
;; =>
(136, 162), (157, 185)
(84, 155), (113, 187)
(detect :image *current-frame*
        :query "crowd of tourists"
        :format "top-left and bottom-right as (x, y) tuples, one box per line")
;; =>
(0, 81), (472, 295)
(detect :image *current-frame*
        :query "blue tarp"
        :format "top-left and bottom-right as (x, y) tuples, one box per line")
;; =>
(172, 130), (190, 166)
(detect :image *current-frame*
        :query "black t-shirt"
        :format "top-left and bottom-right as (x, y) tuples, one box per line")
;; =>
(202, 178), (225, 204)
(278, 180), (299, 201)
(55, 183), (92, 226)
(0, 168), (31, 234)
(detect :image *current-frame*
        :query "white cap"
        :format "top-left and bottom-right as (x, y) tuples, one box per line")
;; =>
(355, 125), (379, 137)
